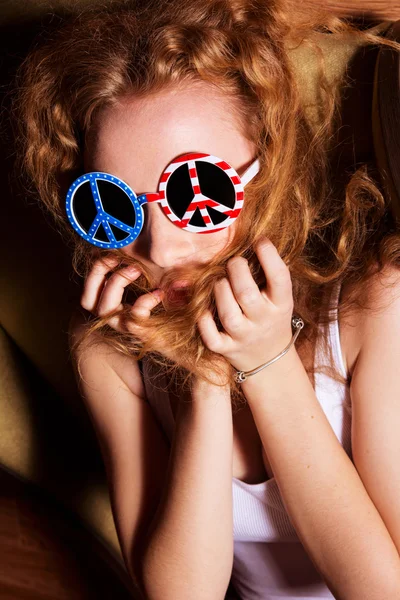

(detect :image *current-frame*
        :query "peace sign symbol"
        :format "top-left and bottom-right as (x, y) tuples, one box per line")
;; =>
(158, 153), (245, 234)
(66, 173), (143, 249)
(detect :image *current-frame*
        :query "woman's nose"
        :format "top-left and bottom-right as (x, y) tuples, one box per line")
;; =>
(142, 203), (196, 268)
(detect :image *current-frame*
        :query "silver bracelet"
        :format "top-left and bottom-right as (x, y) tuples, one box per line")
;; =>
(234, 316), (305, 383)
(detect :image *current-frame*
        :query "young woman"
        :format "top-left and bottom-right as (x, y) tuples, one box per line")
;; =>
(15, 0), (400, 598)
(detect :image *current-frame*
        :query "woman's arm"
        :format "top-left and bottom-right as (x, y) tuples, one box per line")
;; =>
(196, 240), (400, 600)
(71, 312), (234, 600)
(141, 376), (234, 600)
(241, 346), (400, 599)
(233, 264), (400, 600)
(75, 258), (235, 600)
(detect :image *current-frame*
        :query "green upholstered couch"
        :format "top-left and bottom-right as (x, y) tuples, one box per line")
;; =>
(0, 2), (398, 596)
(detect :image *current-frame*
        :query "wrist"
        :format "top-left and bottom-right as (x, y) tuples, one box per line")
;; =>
(234, 317), (304, 383)
(239, 345), (302, 392)
(186, 374), (232, 413)
(192, 375), (231, 397)
(231, 316), (304, 383)
(177, 378), (232, 423)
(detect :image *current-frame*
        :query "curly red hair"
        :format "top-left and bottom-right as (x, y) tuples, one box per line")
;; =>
(13, 0), (400, 408)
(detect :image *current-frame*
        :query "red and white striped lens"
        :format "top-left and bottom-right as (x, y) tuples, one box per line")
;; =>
(145, 152), (259, 234)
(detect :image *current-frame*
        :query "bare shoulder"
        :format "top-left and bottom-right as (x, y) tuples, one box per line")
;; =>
(68, 307), (146, 400)
(363, 263), (400, 309)
(340, 263), (400, 378)
(347, 263), (400, 325)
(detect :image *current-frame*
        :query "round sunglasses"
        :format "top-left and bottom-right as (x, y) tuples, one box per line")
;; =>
(65, 152), (260, 249)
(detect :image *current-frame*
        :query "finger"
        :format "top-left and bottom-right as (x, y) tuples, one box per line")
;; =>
(197, 308), (231, 353)
(81, 256), (120, 312)
(256, 239), (292, 307)
(97, 265), (142, 316)
(107, 289), (163, 334)
(214, 277), (247, 334)
(131, 289), (164, 318)
(225, 256), (265, 321)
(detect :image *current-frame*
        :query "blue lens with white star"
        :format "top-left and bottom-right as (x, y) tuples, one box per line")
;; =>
(65, 172), (145, 249)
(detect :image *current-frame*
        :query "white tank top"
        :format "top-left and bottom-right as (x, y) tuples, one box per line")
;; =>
(140, 282), (352, 599)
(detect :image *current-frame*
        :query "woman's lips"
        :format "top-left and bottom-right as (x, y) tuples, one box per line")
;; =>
(166, 280), (190, 305)
(170, 280), (190, 289)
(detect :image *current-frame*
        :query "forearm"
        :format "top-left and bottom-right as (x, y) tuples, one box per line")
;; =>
(242, 348), (400, 600)
(140, 378), (234, 600)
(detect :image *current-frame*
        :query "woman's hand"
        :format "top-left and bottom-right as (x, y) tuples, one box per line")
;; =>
(81, 256), (161, 320)
(197, 237), (295, 374)
(80, 256), (233, 390)
(79, 256), (176, 352)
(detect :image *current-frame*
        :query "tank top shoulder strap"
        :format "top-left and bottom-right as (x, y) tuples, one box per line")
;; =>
(327, 281), (347, 380)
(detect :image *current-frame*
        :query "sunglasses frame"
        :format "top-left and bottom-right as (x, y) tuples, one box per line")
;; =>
(65, 152), (260, 249)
